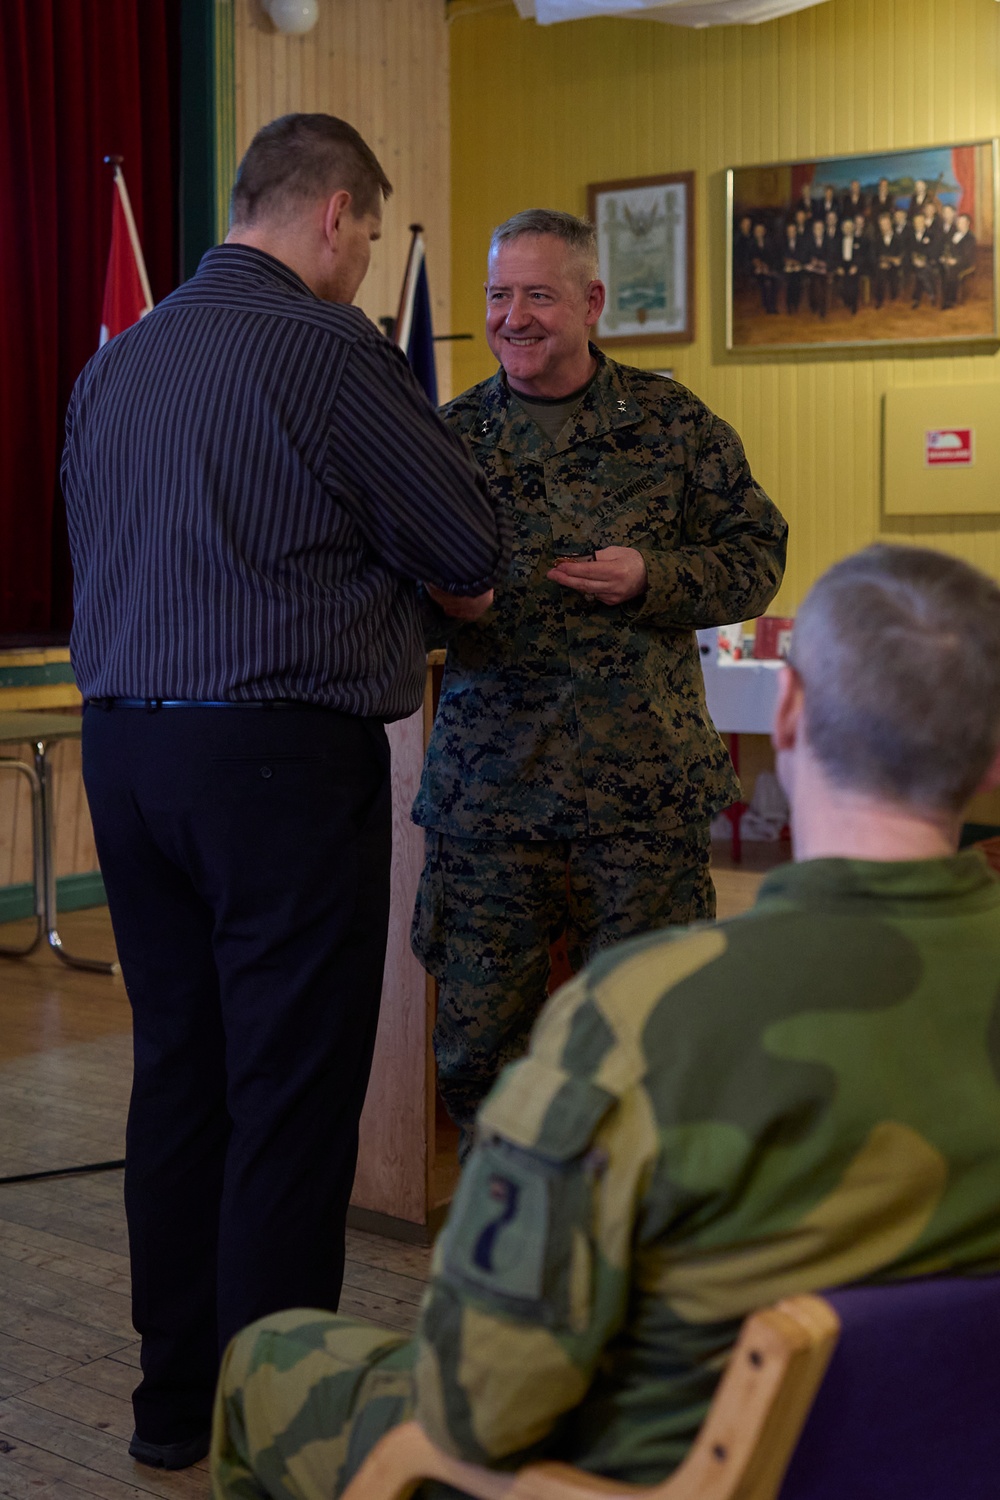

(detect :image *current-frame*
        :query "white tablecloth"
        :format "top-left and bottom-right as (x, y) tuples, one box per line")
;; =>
(697, 628), (785, 736)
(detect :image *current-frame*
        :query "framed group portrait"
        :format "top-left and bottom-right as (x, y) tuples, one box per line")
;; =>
(727, 140), (999, 352)
(588, 172), (695, 346)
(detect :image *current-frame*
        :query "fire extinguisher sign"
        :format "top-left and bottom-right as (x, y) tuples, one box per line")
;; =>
(925, 429), (974, 466)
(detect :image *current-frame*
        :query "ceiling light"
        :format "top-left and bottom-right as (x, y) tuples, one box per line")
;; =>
(263, 0), (320, 35)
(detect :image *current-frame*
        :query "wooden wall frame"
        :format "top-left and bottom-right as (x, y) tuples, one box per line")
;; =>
(588, 171), (695, 346)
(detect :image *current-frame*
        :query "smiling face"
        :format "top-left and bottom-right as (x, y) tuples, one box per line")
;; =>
(485, 234), (604, 398)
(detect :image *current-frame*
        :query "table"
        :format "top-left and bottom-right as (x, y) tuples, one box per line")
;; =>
(0, 645), (81, 710)
(0, 713), (117, 973)
(697, 630), (785, 859)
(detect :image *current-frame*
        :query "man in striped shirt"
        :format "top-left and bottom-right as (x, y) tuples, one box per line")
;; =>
(61, 114), (500, 1473)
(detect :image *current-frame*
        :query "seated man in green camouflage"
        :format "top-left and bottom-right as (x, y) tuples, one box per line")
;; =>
(211, 542), (1000, 1499)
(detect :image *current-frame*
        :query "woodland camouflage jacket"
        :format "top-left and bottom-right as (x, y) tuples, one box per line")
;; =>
(415, 853), (1000, 1484)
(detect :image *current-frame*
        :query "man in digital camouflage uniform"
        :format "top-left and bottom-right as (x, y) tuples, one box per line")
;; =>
(211, 541), (1000, 1498)
(412, 209), (788, 1148)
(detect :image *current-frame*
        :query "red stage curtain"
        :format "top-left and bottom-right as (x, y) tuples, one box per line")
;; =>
(790, 163), (815, 201)
(951, 146), (976, 225)
(0, 0), (179, 635)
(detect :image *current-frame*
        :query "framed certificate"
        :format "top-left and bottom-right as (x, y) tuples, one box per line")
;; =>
(588, 171), (695, 346)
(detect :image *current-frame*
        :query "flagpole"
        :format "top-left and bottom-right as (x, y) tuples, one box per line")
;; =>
(393, 224), (423, 350)
(103, 155), (154, 314)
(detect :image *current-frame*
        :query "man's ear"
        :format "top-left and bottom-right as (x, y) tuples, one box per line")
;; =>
(974, 742), (1000, 795)
(772, 664), (805, 753)
(584, 279), (606, 326)
(322, 189), (354, 246)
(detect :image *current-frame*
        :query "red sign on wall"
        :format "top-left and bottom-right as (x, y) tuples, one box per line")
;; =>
(925, 429), (974, 466)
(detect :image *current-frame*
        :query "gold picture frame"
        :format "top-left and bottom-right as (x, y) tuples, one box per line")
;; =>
(726, 139), (999, 353)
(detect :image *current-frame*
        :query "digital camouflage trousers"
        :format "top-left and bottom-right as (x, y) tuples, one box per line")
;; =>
(411, 822), (714, 1147)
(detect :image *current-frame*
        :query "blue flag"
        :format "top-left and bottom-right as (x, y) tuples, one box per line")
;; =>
(394, 229), (438, 406)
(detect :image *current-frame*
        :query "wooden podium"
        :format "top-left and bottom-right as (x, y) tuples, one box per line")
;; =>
(348, 653), (457, 1241)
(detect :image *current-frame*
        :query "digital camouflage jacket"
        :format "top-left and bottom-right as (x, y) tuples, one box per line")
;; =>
(415, 854), (1000, 1484)
(413, 353), (788, 840)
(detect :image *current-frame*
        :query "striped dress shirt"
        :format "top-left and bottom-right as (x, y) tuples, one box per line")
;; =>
(62, 245), (500, 720)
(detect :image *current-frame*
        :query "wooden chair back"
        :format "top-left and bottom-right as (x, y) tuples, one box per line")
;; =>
(341, 1292), (840, 1500)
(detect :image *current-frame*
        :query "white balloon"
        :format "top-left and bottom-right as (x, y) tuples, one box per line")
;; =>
(264, 0), (319, 35)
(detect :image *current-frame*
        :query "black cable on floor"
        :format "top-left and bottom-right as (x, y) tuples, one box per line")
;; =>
(0, 1158), (125, 1186)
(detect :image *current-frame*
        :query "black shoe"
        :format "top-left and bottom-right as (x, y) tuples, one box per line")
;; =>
(129, 1431), (211, 1470)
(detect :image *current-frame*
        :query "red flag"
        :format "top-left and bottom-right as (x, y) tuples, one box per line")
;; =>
(99, 166), (153, 346)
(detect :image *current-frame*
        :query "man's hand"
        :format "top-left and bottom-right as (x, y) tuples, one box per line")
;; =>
(424, 583), (495, 621)
(547, 547), (647, 607)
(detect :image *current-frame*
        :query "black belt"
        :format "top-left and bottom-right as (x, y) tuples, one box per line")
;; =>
(86, 698), (316, 711)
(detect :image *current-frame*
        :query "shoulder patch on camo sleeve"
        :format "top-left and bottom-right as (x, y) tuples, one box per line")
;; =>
(440, 1129), (603, 1328)
(445, 1145), (551, 1302)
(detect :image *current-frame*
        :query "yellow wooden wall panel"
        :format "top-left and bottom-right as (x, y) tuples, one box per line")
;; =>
(449, 0), (1000, 610)
(233, 0), (453, 395)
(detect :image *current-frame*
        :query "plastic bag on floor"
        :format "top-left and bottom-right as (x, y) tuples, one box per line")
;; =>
(740, 770), (789, 841)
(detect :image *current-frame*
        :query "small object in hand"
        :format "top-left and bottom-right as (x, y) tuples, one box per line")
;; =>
(554, 548), (596, 565)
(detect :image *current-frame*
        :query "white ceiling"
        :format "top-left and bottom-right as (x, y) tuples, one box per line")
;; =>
(513, 0), (830, 26)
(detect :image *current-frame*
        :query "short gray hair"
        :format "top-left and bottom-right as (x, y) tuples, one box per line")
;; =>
(489, 210), (598, 280)
(791, 544), (1000, 812)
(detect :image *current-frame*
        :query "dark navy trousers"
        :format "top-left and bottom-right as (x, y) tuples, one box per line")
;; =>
(82, 704), (391, 1446)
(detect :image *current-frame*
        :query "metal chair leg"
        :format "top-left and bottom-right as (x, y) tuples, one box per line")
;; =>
(33, 738), (119, 976)
(0, 756), (44, 957)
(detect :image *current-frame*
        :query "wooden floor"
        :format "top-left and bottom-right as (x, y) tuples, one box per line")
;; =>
(0, 841), (787, 1500)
